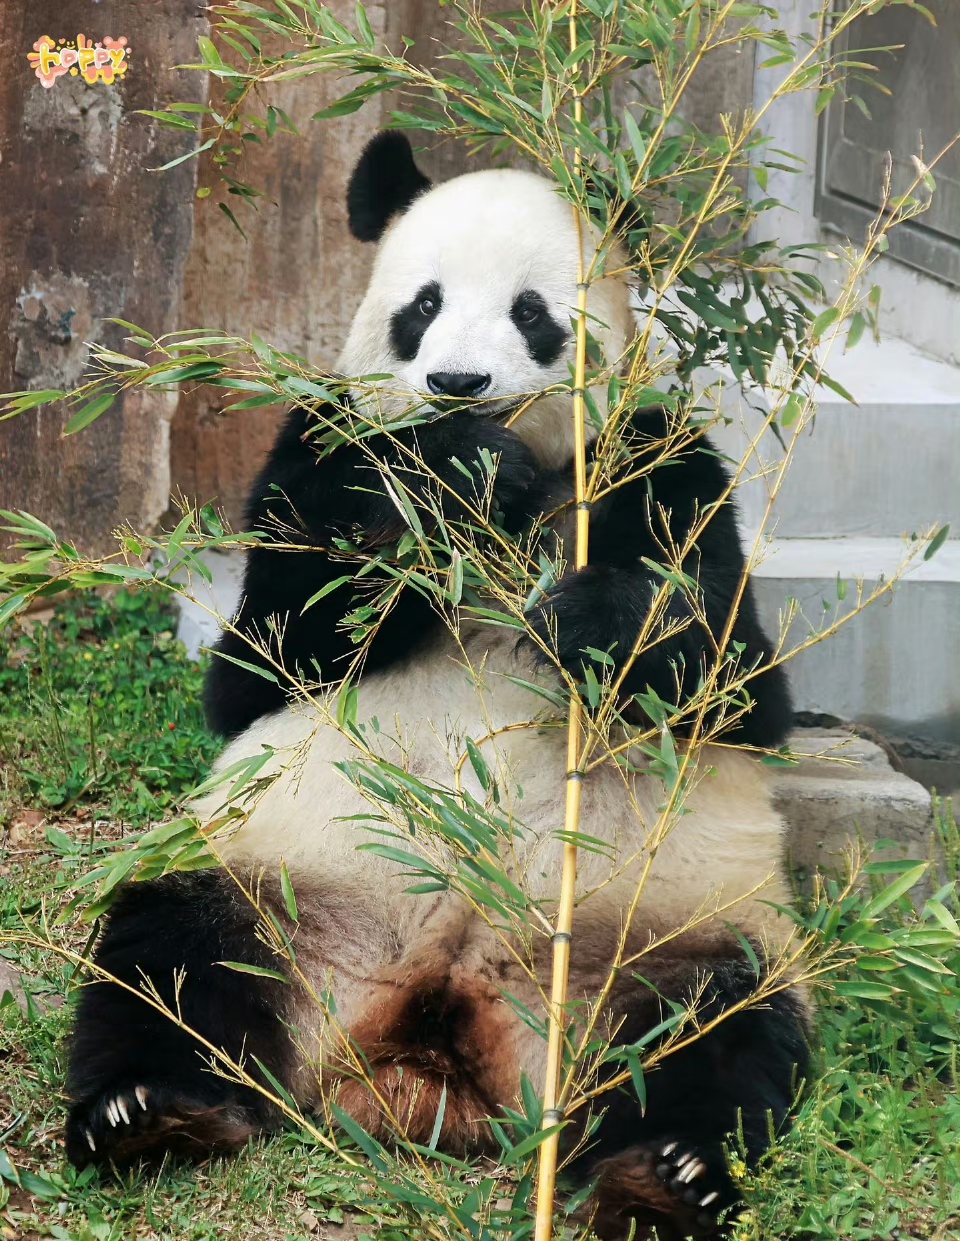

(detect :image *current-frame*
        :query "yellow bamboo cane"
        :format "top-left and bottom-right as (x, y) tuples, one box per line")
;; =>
(533, 4), (589, 1239)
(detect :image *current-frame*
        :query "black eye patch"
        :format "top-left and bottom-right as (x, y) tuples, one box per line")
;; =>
(389, 281), (442, 362)
(510, 290), (567, 366)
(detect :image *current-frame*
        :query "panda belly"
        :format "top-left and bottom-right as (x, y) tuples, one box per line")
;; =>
(188, 625), (799, 1142)
(195, 623), (792, 929)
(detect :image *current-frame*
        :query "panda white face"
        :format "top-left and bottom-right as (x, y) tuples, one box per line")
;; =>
(339, 166), (633, 469)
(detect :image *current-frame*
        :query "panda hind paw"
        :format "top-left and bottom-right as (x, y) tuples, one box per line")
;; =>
(652, 1137), (735, 1231)
(589, 1138), (737, 1239)
(64, 1080), (260, 1169)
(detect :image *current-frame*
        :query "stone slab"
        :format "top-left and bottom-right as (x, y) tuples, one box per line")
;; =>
(774, 728), (934, 881)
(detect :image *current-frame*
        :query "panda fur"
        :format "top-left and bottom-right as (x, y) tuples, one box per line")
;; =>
(65, 133), (810, 1239)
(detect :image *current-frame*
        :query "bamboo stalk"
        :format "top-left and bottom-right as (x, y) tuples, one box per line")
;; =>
(533, 4), (589, 1239)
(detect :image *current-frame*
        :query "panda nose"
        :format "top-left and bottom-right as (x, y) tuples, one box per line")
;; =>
(426, 372), (491, 399)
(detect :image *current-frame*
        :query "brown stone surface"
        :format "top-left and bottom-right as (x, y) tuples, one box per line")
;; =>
(168, 2), (486, 531)
(0, 2), (209, 556)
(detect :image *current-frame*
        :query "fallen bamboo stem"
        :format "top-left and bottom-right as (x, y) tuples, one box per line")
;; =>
(533, 3), (589, 1238)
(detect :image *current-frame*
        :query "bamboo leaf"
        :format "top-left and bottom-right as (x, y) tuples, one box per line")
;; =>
(279, 860), (299, 922)
(331, 1104), (389, 1169)
(217, 960), (288, 982)
(64, 391), (116, 435)
(859, 863), (929, 920)
(152, 136), (215, 172)
(209, 651), (279, 683)
(811, 307), (840, 338)
(623, 108), (646, 170)
(301, 575), (352, 613)
(924, 524), (950, 561)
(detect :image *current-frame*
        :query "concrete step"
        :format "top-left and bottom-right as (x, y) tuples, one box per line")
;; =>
(750, 535), (960, 744)
(712, 334), (960, 540)
(774, 727), (934, 884)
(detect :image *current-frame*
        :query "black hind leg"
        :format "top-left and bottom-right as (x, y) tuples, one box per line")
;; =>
(65, 871), (291, 1168)
(578, 960), (811, 1239)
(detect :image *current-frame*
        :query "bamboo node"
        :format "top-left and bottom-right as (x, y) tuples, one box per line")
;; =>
(543, 1108), (565, 1124)
(551, 930), (572, 945)
(566, 770), (584, 782)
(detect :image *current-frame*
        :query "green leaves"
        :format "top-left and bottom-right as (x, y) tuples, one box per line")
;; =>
(924, 524), (950, 561)
(623, 108), (647, 172)
(217, 960), (289, 983)
(279, 860), (299, 921)
(859, 863), (930, 921)
(0, 388), (65, 419)
(64, 390), (116, 435)
(209, 651), (279, 684)
(151, 136), (216, 173)
(803, 854), (960, 1016)
(810, 307), (841, 340)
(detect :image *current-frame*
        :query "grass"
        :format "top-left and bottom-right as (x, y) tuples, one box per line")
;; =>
(1, 588), (959, 1240)
(0, 588), (218, 829)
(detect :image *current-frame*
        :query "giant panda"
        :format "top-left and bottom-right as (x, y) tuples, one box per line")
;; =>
(64, 132), (810, 1240)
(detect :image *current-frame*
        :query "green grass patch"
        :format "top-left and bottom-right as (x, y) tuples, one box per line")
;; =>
(0, 589), (218, 827)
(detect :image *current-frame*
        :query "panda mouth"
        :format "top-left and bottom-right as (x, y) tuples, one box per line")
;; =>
(425, 393), (517, 420)
(421, 393), (537, 428)
(488, 398), (522, 422)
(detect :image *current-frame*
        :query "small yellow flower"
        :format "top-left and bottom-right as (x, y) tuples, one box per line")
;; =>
(727, 1153), (749, 1185)
(83, 652), (93, 661)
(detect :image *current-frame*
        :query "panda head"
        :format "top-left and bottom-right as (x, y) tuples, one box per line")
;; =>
(338, 132), (634, 469)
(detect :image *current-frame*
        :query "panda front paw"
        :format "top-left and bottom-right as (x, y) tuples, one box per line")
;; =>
(446, 416), (541, 530)
(527, 564), (636, 678)
(64, 1079), (262, 1169)
(407, 411), (540, 535)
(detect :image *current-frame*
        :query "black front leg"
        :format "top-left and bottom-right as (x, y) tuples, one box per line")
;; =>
(527, 409), (793, 748)
(65, 872), (290, 1168)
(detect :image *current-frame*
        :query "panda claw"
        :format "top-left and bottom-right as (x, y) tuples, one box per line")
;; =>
(700, 1191), (719, 1208)
(677, 1158), (705, 1184)
(106, 1099), (119, 1127)
(674, 1149), (696, 1170)
(660, 1140), (678, 1157)
(135, 1085), (149, 1111)
(85, 1128), (96, 1153)
(116, 1097), (131, 1125)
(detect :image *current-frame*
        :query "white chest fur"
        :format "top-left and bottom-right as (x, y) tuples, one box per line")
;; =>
(193, 624), (792, 948)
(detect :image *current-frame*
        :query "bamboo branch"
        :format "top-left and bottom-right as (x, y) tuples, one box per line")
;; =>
(534, 3), (590, 1238)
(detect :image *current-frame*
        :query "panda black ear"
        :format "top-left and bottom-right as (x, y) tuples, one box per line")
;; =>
(347, 132), (432, 243)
